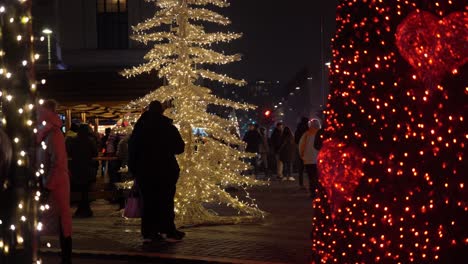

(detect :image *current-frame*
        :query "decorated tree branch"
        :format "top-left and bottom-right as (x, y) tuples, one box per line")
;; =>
(313, 1), (467, 262)
(122, 0), (264, 226)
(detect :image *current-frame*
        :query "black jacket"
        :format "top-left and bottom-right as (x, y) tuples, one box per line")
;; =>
(294, 121), (309, 144)
(243, 130), (262, 153)
(279, 134), (296, 163)
(128, 111), (185, 185)
(68, 134), (98, 185)
(270, 128), (283, 154)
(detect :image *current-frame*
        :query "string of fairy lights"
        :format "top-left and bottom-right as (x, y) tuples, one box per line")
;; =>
(120, 0), (265, 226)
(313, 0), (466, 262)
(0, 1), (55, 263)
(0, 0), (36, 261)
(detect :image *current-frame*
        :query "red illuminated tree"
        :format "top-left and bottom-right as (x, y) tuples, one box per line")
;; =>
(313, 1), (467, 263)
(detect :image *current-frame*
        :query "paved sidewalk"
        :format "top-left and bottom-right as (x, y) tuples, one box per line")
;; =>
(40, 175), (313, 264)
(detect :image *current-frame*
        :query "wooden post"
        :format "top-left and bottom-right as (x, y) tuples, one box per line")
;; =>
(65, 109), (72, 131)
(94, 118), (99, 133)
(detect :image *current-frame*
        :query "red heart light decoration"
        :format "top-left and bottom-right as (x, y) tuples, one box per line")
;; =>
(317, 139), (364, 218)
(395, 11), (468, 85)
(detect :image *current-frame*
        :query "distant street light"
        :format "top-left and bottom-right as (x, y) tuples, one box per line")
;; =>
(42, 28), (52, 69)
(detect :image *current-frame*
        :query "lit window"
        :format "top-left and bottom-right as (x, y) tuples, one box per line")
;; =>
(97, 0), (127, 13)
(96, 0), (128, 49)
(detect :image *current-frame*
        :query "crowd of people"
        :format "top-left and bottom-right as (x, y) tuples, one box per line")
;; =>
(1, 98), (324, 263)
(61, 118), (133, 217)
(32, 99), (187, 263)
(242, 118), (323, 198)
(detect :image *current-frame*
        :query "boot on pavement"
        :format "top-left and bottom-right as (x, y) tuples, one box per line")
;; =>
(61, 236), (72, 264)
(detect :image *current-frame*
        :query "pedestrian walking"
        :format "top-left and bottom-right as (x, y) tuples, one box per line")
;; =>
(243, 123), (262, 176)
(36, 100), (72, 264)
(105, 130), (123, 185)
(279, 127), (296, 181)
(294, 117), (309, 188)
(67, 124), (98, 218)
(128, 100), (185, 243)
(101, 127), (111, 153)
(258, 127), (270, 178)
(298, 119), (321, 198)
(116, 134), (131, 209)
(270, 122), (284, 179)
(64, 123), (78, 148)
(117, 134), (130, 167)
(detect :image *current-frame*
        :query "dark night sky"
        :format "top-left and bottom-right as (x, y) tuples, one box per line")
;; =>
(219, 0), (339, 83)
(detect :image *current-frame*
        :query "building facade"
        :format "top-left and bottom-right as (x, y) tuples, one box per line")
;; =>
(33, 0), (155, 69)
(273, 68), (326, 130)
(32, 0), (162, 127)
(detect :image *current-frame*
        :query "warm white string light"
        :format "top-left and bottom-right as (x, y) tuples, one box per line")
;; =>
(0, 1), (52, 262)
(120, 0), (265, 226)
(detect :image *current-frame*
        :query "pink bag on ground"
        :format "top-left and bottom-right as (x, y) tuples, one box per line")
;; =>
(123, 182), (141, 218)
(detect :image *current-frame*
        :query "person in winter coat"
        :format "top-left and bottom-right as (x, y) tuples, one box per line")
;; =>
(67, 124), (98, 218)
(298, 119), (321, 198)
(117, 134), (130, 167)
(65, 123), (78, 148)
(128, 100), (185, 243)
(243, 124), (262, 175)
(36, 100), (72, 264)
(243, 124), (262, 152)
(115, 134), (131, 209)
(279, 127), (297, 181)
(258, 127), (270, 178)
(294, 117), (309, 188)
(270, 122), (284, 179)
(105, 130), (123, 185)
(101, 127), (111, 153)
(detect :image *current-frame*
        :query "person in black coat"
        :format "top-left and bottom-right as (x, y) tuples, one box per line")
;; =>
(243, 123), (262, 175)
(294, 117), (309, 188)
(101, 127), (111, 152)
(258, 127), (270, 178)
(279, 127), (297, 181)
(243, 124), (262, 153)
(270, 122), (284, 179)
(128, 100), (185, 243)
(68, 124), (98, 218)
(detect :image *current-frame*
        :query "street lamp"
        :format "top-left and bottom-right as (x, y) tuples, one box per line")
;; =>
(42, 28), (52, 70)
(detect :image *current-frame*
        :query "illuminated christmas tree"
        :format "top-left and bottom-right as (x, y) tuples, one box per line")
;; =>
(121, 0), (264, 225)
(0, 0), (42, 262)
(313, 0), (467, 263)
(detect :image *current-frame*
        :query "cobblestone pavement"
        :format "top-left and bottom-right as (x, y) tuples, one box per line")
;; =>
(40, 175), (313, 264)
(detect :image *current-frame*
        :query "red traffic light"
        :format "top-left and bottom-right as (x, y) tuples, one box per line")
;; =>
(264, 110), (271, 117)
